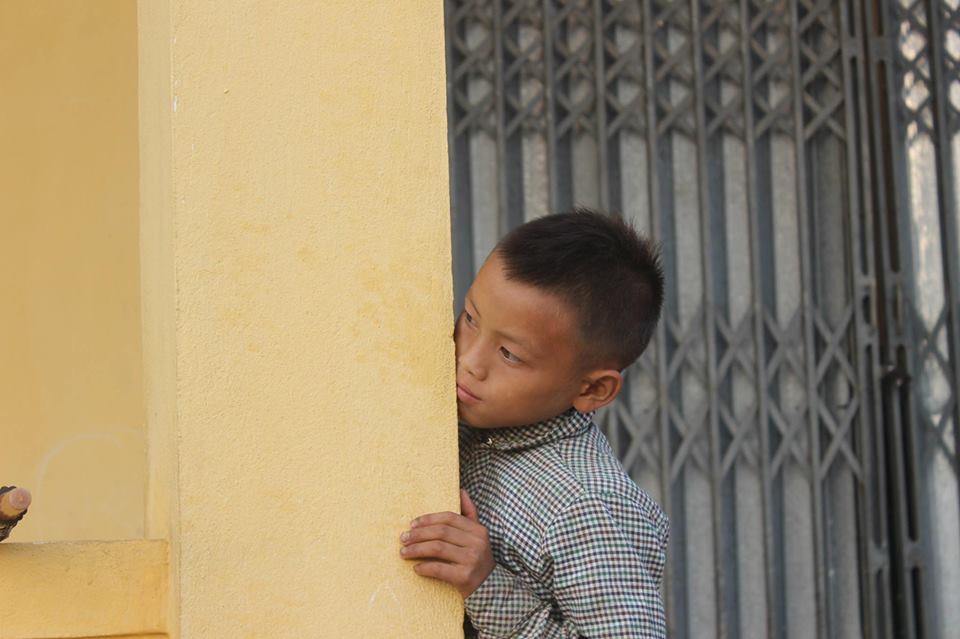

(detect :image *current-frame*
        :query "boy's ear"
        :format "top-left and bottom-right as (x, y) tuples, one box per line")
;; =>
(572, 369), (623, 413)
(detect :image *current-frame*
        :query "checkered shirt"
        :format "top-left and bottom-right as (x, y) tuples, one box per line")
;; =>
(460, 408), (669, 638)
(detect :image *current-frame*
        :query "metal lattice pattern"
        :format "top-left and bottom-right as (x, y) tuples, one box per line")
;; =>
(867, 0), (960, 636)
(445, 1), (960, 637)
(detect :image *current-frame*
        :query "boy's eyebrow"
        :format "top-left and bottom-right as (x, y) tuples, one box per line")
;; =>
(467, 296), (537, 355)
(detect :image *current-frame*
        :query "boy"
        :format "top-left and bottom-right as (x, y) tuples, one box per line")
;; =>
(400, 209), (669, 638)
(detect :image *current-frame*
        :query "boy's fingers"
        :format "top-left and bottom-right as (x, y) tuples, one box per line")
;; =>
(401, 540), (463, 563)
(411, 511), (474, 531)
(460, 489), (479, 522)
(413, 560), (463, 584)
(401, 524), (472, 548)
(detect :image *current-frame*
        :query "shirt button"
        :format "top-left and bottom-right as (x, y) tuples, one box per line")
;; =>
(485, 437), (494, 446)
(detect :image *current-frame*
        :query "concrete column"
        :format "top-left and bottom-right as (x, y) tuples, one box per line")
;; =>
(138, 2), (462, 636)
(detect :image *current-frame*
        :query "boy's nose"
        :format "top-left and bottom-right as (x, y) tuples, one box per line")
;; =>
(458, 361), (485, 381)
(457, 350), (487, 381)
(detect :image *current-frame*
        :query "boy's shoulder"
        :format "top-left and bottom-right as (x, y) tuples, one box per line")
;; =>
(462, 417), (668, 545)
(524, 424), (666, 534)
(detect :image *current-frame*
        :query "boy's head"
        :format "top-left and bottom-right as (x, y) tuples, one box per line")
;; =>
(455, 208), (664, 429)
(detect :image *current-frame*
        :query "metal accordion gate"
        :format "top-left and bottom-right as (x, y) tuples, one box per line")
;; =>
(443, 0), (960, 637)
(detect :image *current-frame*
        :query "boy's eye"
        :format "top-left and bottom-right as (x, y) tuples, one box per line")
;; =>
(464, 311), (476, 326)
(500, 347), (520, 363)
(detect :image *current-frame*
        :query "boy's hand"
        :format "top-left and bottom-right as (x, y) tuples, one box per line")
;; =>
(400, 489), (495, 598)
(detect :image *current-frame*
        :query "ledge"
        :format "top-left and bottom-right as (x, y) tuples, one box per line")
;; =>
(0, 539), (167, 639)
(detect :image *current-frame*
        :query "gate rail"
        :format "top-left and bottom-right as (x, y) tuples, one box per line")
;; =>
(444, 1), (960, 637)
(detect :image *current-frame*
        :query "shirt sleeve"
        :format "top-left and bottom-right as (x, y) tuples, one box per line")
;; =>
(465, 495), (668, 638)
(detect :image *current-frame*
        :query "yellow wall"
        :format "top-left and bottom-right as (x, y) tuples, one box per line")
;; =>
(0, 540), (167, 638)
(139, 1), (463, 637)
(0, 0), (145, 542)
(1, 1), (460, 636)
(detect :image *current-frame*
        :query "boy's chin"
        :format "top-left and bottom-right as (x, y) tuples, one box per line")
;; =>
(457, 406), (482, 428)
(457, 404), (500, 429)
(457, 405), (549, 429)
(458, 396), (572, 429)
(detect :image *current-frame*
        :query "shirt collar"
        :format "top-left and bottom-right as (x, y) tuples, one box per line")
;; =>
(464, 408), (595, 452)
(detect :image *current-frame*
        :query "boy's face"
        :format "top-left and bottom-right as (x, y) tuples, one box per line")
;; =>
(454, 253), (587, 429)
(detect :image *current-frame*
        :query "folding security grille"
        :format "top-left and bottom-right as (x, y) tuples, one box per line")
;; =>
(443, 1), (960, 637)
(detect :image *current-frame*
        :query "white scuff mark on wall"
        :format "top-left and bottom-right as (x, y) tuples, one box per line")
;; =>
(32, 432), (124, 498)
(367, 580), (400, 608)
(172, 95), (178, 112)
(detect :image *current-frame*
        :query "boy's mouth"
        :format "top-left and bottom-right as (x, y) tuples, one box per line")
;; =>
(456, 382), (481, 403)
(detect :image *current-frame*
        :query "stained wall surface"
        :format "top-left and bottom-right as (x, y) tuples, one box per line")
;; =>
(0, 0), (145, 543)
(139, 2), (463, 637)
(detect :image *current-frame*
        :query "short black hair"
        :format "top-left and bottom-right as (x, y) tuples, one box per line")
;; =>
(495, 207), (664, 370)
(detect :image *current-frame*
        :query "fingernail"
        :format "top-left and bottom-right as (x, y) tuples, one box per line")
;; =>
(400, 531), (409, 542)
(400, 546), (408, 555)
(410, 519), (419, 528)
